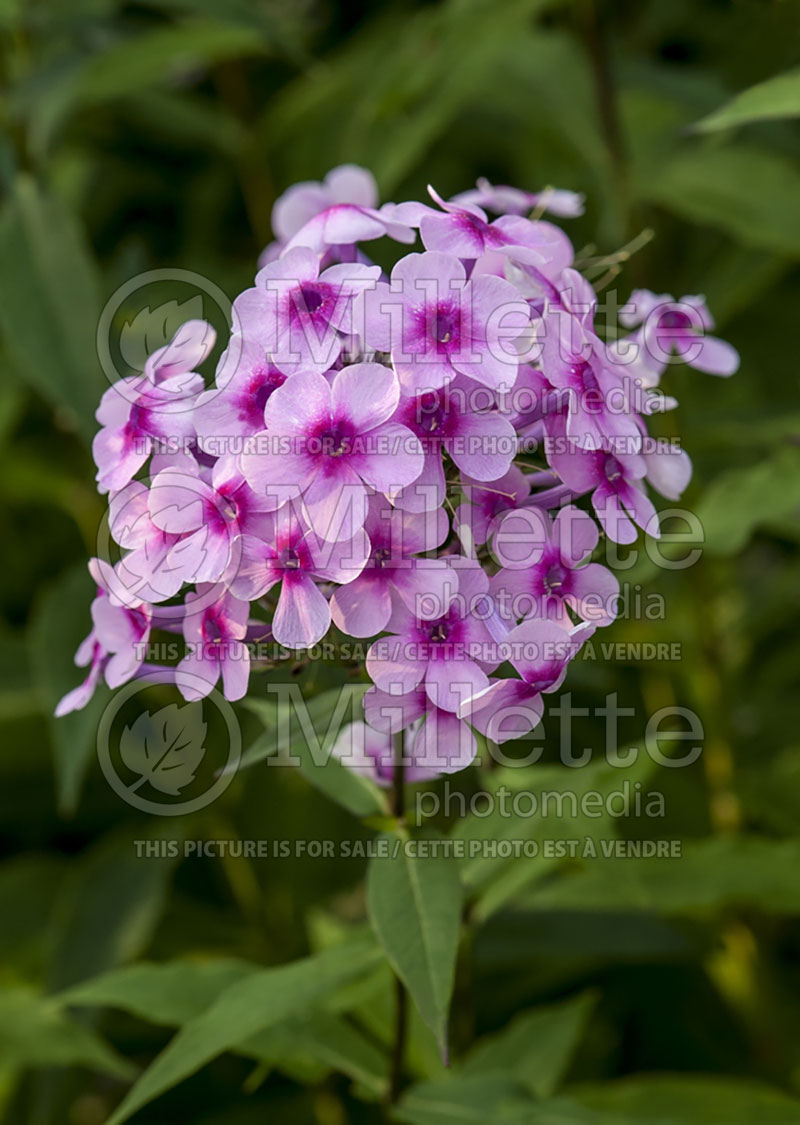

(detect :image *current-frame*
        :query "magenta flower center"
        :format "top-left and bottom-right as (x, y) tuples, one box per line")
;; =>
(430, 304), (459, 346)
(298, 284), (325, 314)
(429, 620), (449, 642)
(543, 562), (568, 593)
(204, 617), (224, 644)
(279, 546), (302, 569)
(604, 455), (622, 483)
(417, 392), (448, 434)
(251, 366), (285, 414)
(660, 310), (691, 332)
(567, 361), (599, 394)
(523, 666), (557, 693)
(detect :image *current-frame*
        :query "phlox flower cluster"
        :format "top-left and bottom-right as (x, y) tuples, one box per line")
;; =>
(59, 165), (737, 783)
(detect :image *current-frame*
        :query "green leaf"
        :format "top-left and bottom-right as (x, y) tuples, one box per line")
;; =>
(462, 992), (595, 1098)
(522, 836), (800, 916)
(366, 830), (462, 1058)
(573, 1074), (800, 1123)
(0, 177), (102, 442)
(15, 20), (276, 151)
(75, 21), (271, 104)
(240, 684), (387, 819)
(345, 961), (448, 1083)
(47, 827), (181, 991)
(105, 941), (379, 1124)
(0, 984), (133, 1080)
(452, 755), (657, 920)
(694, 67), (800, 132)
(58, 958), (257, 1025)
(395, 1075), (597, 1124)
(244, 1012), (389, 1098)
(640, 144), (800, 257)
(60, 960), (390, 1096)
(264, 0), (560, 194)
(0, 855), (64, 970)
(695, 446), (800, 554)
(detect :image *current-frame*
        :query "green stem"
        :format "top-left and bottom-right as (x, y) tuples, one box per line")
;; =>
(387, 730), (408, 1108)
(577, 0), (631, 243)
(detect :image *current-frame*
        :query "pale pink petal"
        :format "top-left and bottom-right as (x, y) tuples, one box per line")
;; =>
(424, 656), (488, 715)
(220, 642), (250, 701)
(331, 362), (399, 431)
(330, 576), (393, 637)
(273, 573), (331, 649)
(553, 505), (599, 565)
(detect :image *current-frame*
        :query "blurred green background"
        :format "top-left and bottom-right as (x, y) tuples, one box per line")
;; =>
(2, 0), (800, 1122)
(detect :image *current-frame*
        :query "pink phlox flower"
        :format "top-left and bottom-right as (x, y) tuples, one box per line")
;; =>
(194, 337), (287, 453)
(144, 319), (216, 387)
(362, 685), (477, 775)
(240, 364), (423, 542)
(620, 290), (739, 380)
(330, 494), (451, 638)
(229, 506), (370, 650)
(146, 458), (274, 591)
(489, 503), (619, 628)
(454, 464), (532, 548)
(545, 416), (659, 544)
(261, 165), (417, 262)
(177, 588), (251, 701)
(366, 558), (499, 714)
(363, 250), (530, 394)
(93, 371), (203, 494)
(233, 246), (380, 375)
(391, 376), (517, 513)
(54, 580), (153, 714)
(537, 271), (643, 453)
(460, 619), (594, 742)
(54, 598), (107, 717)
(331, 715), (461, 784)
(452, 177), (585, 219)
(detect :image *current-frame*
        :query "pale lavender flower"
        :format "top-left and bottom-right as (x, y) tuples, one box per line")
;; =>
(363, 250), (530, 393)
(390, 377), (517, 513)
(460, 619), (593, 742)
(489, 504), (619, 627)
(194, 337), (287, 453)
(177, 588), (251, 701)
(361, 684), (478, 775)
(229, 508), (369, 650)
(620, 290), (739, 379)
(330, 494), (451, 637)
(545, 417), (659, 545)
(240, 364), (423, 541)
(366, 560), (498, 714)
(452, 177), (585, 218)
(233, 247), (380, 375)
(454, 464), (531, 547)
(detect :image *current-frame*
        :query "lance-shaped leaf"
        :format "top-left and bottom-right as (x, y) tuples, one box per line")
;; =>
(366, 830), (462, 1059)
(694, 66), (800, 132)
(105, 941), (378, 1124)
(0, 985), (134, 1080)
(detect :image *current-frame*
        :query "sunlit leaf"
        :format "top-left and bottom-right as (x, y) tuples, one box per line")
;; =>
(694, 67), (800, 132)
(367, 830), (462, 1058)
